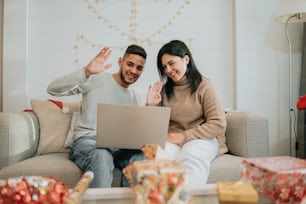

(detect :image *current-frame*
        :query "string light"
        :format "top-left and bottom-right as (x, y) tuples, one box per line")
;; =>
(74, 0), (192, 67)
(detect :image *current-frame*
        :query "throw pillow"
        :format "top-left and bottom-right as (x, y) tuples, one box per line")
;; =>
(64, 111), (78, 148)
(31, 99), (80, 155)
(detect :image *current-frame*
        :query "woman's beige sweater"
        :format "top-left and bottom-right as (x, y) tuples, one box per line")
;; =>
(161, 77), (228, 154)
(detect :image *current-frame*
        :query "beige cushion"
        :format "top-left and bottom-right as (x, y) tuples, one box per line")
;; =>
(225, 111), (269, 157)
(31, 99), (80, 155)
(64, 111), (78, 148)
(208, 154), (243, 183)
(0, 153), (83, 188)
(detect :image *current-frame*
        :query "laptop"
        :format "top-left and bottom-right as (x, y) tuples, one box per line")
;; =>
(96, 103), (171, 149)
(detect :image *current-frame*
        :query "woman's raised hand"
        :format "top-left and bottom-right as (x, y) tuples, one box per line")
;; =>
(146, 81), (163, 106)
(84, 47), (113, 77)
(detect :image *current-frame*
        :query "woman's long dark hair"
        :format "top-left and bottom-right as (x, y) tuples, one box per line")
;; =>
(157, 40), (203, 99)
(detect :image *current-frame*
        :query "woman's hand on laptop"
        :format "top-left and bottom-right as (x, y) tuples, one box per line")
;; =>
(146, 81), (163, 106)
(84, 47), (113, 78)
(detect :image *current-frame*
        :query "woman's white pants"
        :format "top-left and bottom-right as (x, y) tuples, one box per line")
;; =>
(164, 138), (219, 187)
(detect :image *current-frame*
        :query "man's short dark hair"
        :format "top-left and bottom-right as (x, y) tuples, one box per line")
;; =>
(124, 44), (147, 60)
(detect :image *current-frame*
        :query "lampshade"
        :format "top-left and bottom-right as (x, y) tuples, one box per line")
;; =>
(274, 0), (306, 23)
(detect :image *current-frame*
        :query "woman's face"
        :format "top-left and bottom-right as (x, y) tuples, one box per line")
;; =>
(161, 53), (189, 82)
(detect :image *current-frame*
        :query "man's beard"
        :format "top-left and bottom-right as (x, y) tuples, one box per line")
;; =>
(120, 70), (135, 85)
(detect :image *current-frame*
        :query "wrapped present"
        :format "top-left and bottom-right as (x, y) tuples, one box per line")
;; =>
(240, 156), (306, 203)
(123, 159), (192, 204)
(65, 171), (94, 204)
(216, 181), (258, 204)
(141, 144), (172, 160)
(0, 175), (70, 204)
(0, 172), (93, 204)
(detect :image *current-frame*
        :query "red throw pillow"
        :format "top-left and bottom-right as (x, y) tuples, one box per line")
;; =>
(297, 95), (306, 110)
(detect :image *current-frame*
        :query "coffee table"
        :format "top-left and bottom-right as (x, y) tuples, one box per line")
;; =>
(81, 184), (219, 204)
(81, 184), (275, 204)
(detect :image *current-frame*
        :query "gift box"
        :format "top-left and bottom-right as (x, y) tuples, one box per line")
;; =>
(240, 156), (306, 203)
(141, 144), (172, 160)
(0, 172), (93, 204)
(216, 181), (258, 204)
(0, 175), (70, 204)
(123, 159), (192, 204)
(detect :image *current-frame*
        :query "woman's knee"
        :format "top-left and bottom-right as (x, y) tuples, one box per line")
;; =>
(179, 139), (219, 162)
(164, 142), (180, 159)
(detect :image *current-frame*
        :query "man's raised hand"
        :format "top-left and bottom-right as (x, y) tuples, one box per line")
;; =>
(84, 47), (113, 78)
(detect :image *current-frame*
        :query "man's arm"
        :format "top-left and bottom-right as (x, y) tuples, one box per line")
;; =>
(47, 69), (89, 96)
(47, 47), (113, 97)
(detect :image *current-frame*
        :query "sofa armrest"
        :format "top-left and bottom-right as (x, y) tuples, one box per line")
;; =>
(225, 111), (269, 158)
(0, 112), (39, 169)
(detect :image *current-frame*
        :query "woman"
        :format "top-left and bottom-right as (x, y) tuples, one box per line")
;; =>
(146, 40), (227, 186)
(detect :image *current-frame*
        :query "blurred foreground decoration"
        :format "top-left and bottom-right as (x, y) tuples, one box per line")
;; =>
(123, 144), (193, 204)
(240, 156), (306, 203)
(0, 171), (93, 204)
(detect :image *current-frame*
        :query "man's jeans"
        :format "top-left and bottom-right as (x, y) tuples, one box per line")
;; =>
(69, 136), (145, 188)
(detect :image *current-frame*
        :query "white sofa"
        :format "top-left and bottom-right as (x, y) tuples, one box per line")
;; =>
(0, 99), (270, 188)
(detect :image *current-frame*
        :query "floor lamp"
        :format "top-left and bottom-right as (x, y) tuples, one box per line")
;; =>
(274, 0), (306, 156)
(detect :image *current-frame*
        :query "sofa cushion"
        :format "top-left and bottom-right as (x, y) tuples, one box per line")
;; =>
(225, 111), (269, 157)
(31, 99), (80, 155)
(64, 111), (78, 148)
(208, 153), (243, 183)
(0, 153), (83, 188)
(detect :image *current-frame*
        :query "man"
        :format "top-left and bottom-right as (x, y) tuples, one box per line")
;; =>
(47, 45), (147, 187)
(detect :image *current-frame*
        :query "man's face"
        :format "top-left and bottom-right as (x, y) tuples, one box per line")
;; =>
(118, 53), (145, 86)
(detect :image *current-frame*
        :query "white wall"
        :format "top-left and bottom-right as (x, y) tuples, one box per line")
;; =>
(3, 0), (28, 112)
(234, 0), (303, 156)
(3, 0), (304, 156)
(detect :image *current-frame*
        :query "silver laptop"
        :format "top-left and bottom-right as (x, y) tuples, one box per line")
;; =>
(96, 103), (171, 149)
